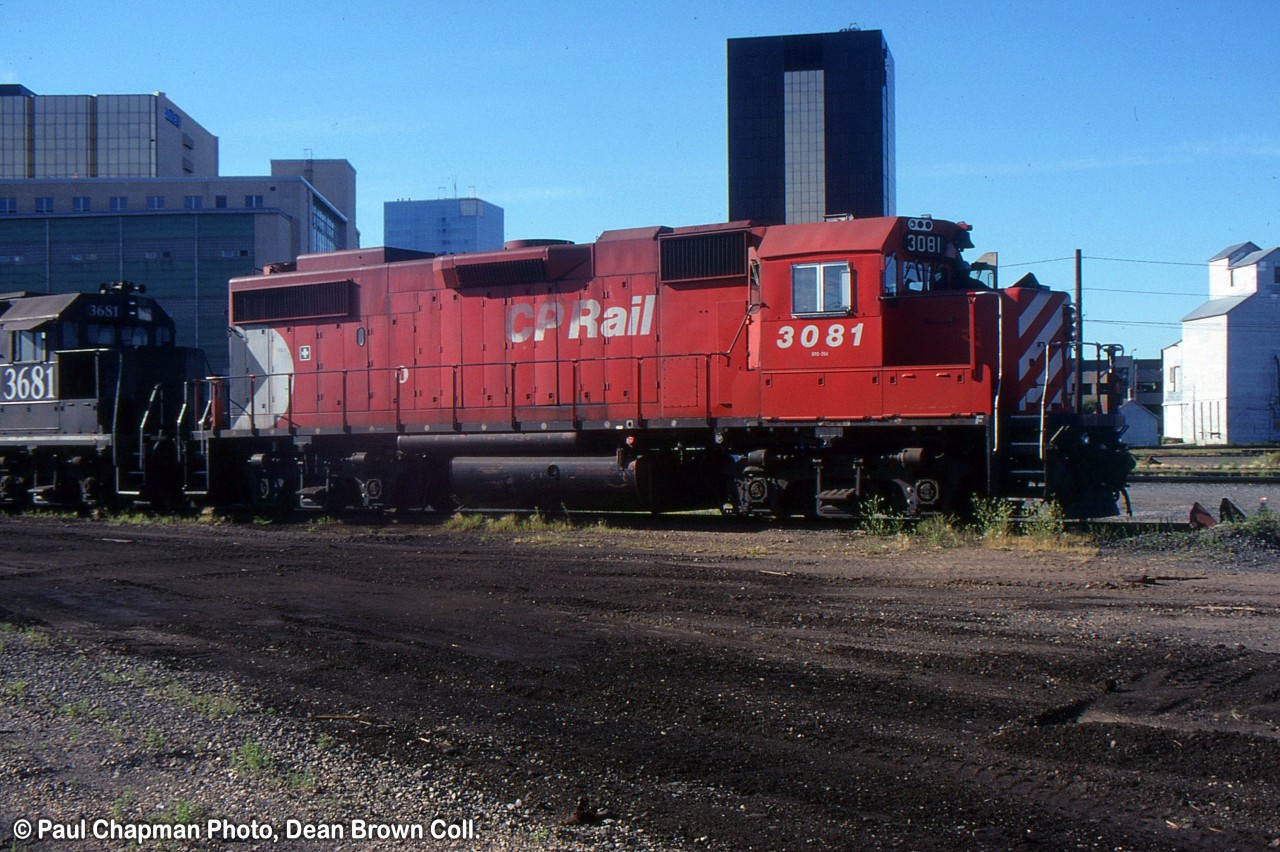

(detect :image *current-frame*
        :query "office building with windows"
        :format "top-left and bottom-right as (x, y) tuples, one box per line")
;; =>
(384, 197), (504, 255)
(0, 85), (218, 179)
(727, 30), (895, 225)
(0, 87), (358, 371)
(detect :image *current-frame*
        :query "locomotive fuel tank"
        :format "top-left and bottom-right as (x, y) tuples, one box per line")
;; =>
(449, 456), (649, 513)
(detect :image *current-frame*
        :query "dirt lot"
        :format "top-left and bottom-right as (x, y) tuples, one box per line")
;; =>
(2, 514), (1279, 850)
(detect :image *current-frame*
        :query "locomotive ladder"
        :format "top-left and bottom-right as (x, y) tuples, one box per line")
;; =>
(999, 414), (1050, 500)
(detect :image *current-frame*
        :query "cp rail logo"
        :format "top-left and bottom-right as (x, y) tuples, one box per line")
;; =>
(506, 295), (656, 344)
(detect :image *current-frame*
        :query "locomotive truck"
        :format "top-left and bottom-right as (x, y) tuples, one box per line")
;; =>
(0, 215), (1133, 518)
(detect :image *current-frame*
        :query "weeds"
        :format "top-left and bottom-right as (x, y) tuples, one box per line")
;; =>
(443, 512), (487, 532)
(847, 497), (1094, 554)
(971, 497), (1016, 541)
(1, 678), (30, 702)
(285, 767), (318, 791)
(1023, 500), (1065, 540)
(858, 495), (904, 536)
(915, 514), (965, 548)
(1235, 504), (1280, 542)
(444, 510), (577, 535)
(1205, 502), (1280, 550)
(111, 792), (136, 822)
(61, 697), (109, 721)
(233, 737), (271, 774)
(152, 681), (240, 719)
(150, 798), (206, 826)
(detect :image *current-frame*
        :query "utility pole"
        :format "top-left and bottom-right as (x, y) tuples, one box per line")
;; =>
(1074, 249), (1084, 413)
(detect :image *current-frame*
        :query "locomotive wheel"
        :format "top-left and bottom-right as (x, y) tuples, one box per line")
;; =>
(0, 473), (29, 508)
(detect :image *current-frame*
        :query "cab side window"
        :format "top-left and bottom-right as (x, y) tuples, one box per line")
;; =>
(15, 330), (46, 362)
(791, 262), (852, 315)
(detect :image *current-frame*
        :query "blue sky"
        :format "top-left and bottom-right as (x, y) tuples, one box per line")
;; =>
(4, 1), (1278, 360)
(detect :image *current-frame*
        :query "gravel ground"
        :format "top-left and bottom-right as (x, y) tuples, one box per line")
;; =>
(2, 504), (1279, 850)
(0, 622), (663, 851)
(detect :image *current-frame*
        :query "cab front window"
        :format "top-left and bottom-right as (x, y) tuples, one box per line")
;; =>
(791, 262), (852, 315)
(902, 259), (951, 293)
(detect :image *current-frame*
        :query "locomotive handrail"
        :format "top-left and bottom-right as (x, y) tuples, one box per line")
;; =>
(111, 351), (124, 483)
(393, 371), (402, 433)
(1039, 341), (1051, 462)
(216, 350), (726, 432)
(571, 360), (579, 427)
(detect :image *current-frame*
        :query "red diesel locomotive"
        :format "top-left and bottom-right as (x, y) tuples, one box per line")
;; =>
(214, 215), (1130, 518)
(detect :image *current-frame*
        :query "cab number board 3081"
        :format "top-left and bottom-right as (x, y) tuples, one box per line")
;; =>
(776, 322), (864, 350)
(905, 217), (946, 255)
(904, 233), (946, 254)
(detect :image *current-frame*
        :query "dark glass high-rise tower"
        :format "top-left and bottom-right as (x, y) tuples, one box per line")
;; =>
(728, 30), (895, 224)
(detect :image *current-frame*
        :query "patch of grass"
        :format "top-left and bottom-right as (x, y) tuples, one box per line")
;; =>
(1023, 500), (1065, 540)
(61, 697), (109, 721)
(858, 494), (904, 536)
(1201, 503), (1280, 552)
(284, 767), (317, 791)
(443, 512), (487, 531)
(98, 669), (126, 686)
(142, 728), (169, 752)
(444, 510), (576, 535)
(915, 514), (966, 548)
(232, 737), (271, 774)
(861, 532), (913, 555)
(1245, 451), (1280, 470)
(111, 792), (136, 821)
(1235, 505), (1280, 541)
(971, 497), (1016, 542)
(4, 624), (52, 649)
(1, 678), (30, 702)
(153, 681), (240, 719)
(150, 798), (207, 826)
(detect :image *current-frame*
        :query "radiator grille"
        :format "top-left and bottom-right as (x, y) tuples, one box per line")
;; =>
(231, 280), (352, 324)
(660, 231), (747, 282)
(454, 258), (549, 288)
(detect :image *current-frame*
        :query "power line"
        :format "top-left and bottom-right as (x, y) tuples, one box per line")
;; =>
(1086, 255), (1207, 268)
(1087, 286), (1203, 296)
(1089, 318), (1182, 328)
(1001, 257), (1075, 269)
(1003, 254), (1207, 270)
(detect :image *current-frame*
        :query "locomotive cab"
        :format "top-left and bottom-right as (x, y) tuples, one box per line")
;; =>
(0, 284), (204, 507)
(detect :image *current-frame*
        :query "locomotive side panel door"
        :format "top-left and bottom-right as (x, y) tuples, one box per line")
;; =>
(881, 292), (978, 417)
(367, 313), (393, 418)
(420, 291), (452, 424)
(341, 321), (371, 424)
(230, 326), (294, 431)
(286, 324), (320, 423)
(440, 290), (465, 419)
(481, 291), (510, 412)
(716, 298), (754, 416)
(600, 277), (642, 415)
